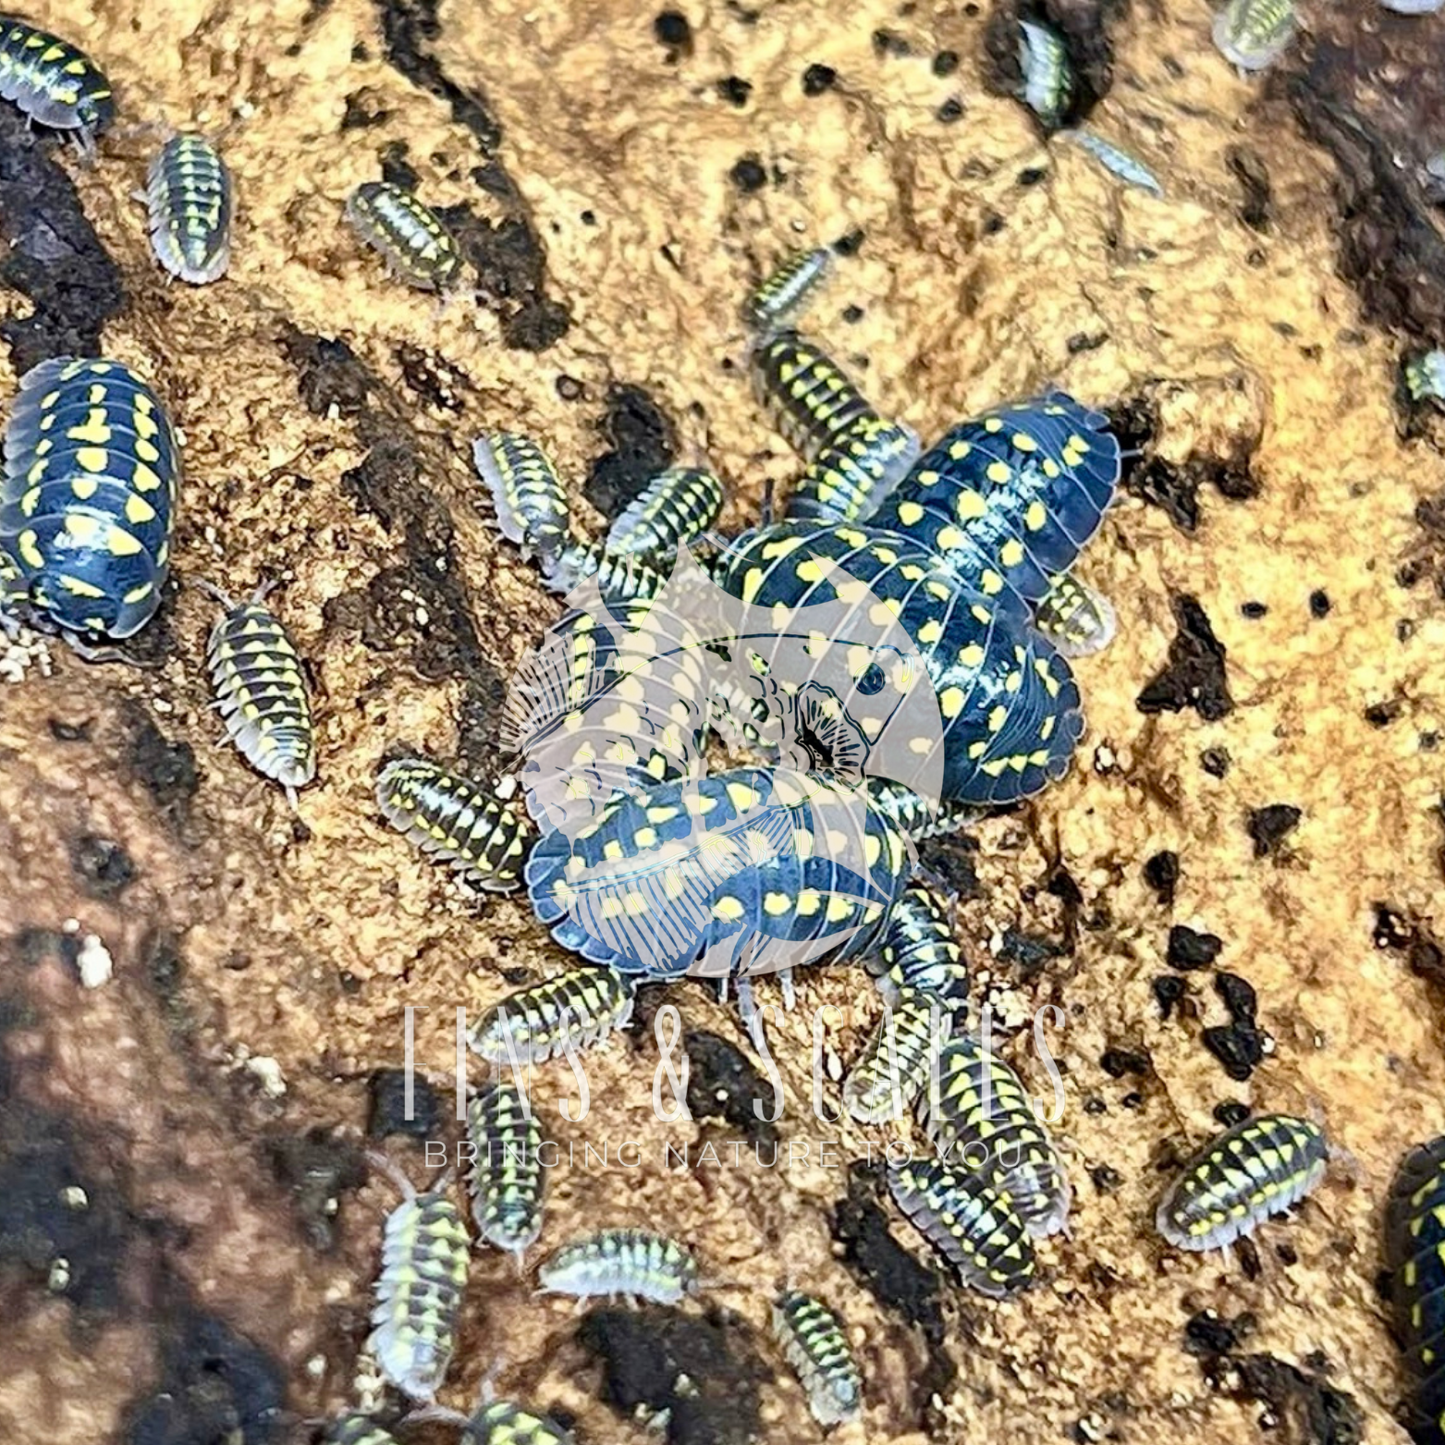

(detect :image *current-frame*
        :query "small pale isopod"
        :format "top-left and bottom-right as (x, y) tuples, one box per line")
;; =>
(1211, 0), (1297, 71)
(743, 246), (833, 333)
(538, 1228), (699, 1305)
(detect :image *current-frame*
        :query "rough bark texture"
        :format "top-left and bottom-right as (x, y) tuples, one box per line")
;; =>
(1, 2), (1443, 1444)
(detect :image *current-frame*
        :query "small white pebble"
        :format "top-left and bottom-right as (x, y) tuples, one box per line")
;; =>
(77, 934), (113, 988)
(1094, 744), (1117, 773)
(47, 1257), (71, 1292)
(60, 1185), (89, 1210)
(62, 917), (80, 934)
(246, 1055), (287, 1097)
(305, 1353), (327, 1380)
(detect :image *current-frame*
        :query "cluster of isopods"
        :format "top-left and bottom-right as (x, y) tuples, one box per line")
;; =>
(0, 8), (1429, 1442)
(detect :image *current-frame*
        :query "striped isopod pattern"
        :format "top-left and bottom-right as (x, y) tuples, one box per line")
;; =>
(346, 181), (461, 291)
(538, 1228), (699, 1304)
(772, 1289), (864, 1426)
(1, 356), (180, 645)
(1155, 1112), (1328, 1251)
(1211, 0), (1297, 70)
(603, 465), (724, 559)
(869, 883), (971, 1006)
(468, 965), (635, 1065)
(0, 16), (113, 138)
(1031, 570), (1118, 658)
(460, 1400), (576, 1445)
(376, 756), (530, 891)
(466, 1079), (545, 1259)
(920, 1034), (1070, 1237)
(204, 583), (316, 802)
(1386, 1136), (1445, 1441)
(367, 1157), (470, 1401)
(743, 246), (833, 333)
(322, 1414), (401, 1445)
(474, 430), (570, 575)
(1017, 18), (1073, 130)
(751, 330), (882, 462)
(843, 985), (949, 1124)
(146, 133), (233, 284)
(887, 1156), (1035, 1296)
(790, 414), (922, 524)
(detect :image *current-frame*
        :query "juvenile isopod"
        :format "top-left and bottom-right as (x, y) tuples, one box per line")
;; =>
(468, 966), (635, 1065)
(466, 1079), (546, 1261)
(346, 181), (461, 292)
(538, 1228), (699, 1305)
(146, 132), (233, 284)
(0, 17), (114, 144)
(772, 1288), (863, 1426)
(366, 1153), (470, 1400)
(887, 1156), (1035, 1297)
(376, 755), (530, 891)
(1154, 1112), (1328, 1251)
(743, 246), (833, 333)
(203, 581), (316, 803)
(1211, 0), (1297, 71)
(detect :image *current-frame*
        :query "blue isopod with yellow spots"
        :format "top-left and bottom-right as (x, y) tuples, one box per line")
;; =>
(366, 1153), (470, 1401)
(0, 356), (180, 646)
(204, 583), (315, 803)
(1155, 1112), (1328, 1252)
(346, 181), (461, 292)
(887, 1155), (1035, 1296)
(466, 1078), (546, 1260)
(920, 1033), (1071, 1237)
(1386, 1136), (1445, 1442)
(0, 16), (114, 141)
(872, 393), (1122, 613)
(146, 133), (233, 285)
(526, 765), (911, 985)
(712, 521), (1085, 804)
(377, 755), (531, 891)
(468, 965), (635, 1065)
(539, 1228), (699, 1305)
(772, 1288), (864, 1426)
